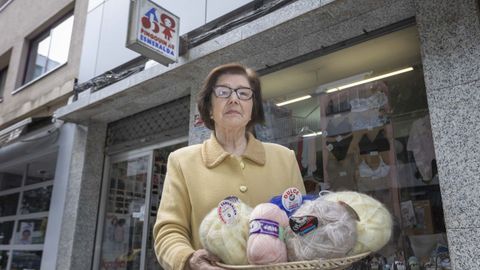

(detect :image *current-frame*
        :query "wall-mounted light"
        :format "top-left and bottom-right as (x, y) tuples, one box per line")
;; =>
(276, 95), (312, 106)
(325, 67), (414, 93)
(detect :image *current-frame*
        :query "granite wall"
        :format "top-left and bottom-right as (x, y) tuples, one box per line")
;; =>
(415, 0), (480, 268)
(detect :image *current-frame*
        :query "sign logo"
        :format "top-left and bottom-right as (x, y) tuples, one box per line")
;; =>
(141, 8), (176, 41)
(127, 0), (179, 65)
(139, 7), (176, 56)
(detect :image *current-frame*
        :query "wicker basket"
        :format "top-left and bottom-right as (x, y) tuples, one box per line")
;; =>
(216, 252), (370, 270)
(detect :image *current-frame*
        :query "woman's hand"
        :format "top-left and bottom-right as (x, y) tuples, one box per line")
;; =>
(185, 249), (225, 270)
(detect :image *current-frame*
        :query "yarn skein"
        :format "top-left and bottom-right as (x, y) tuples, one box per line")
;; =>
(285, 199), (358, 261)
(199, 197), (252, 265)
(247, 203), (289, 265)
(322, 191), (392, 255)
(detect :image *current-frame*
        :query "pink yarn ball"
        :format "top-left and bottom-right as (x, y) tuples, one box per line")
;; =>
(247, 203), (289, 265)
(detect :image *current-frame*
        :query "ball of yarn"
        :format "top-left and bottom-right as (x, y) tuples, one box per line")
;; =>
(270, 194), (317, 217)
(199, 198), (252, 265)
(247, 203), (289, 265)
(322, 191), (392, 254)
(285, 199), (358, 261)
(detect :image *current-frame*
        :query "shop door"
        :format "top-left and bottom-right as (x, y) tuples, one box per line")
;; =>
(96, 140), (187, 270)
(145, 142), (187, 269)
(97, 152), (153, 270)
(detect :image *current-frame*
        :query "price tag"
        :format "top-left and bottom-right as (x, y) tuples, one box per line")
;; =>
(369, 151), (378, 156)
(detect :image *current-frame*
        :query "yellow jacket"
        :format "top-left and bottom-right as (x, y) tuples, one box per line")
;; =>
(153, 133), (306, 270)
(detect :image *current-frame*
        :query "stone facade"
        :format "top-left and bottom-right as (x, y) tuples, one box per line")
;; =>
(54, 0), (480, 269)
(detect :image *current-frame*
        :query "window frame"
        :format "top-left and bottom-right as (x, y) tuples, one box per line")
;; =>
(21, 12), (74, 87)
(0, 0), (13, 13)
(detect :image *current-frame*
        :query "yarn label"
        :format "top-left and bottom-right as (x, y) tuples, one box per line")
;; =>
(289, 215), (318, 236)
(281, 187), (303, 212)
(217, 199), (238, 225)
(249, 219), (280, 238)
(224, 196), (240, 203)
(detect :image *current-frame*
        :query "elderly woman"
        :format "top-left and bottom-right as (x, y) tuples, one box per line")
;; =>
(153, 63), (306, 270)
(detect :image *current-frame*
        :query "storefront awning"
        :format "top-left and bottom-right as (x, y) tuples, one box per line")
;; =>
(0, 117), (53, 148)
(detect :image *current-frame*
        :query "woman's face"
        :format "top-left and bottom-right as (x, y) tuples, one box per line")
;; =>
(211, 73), (253, 131)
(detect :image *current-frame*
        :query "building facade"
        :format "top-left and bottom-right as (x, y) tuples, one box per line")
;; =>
(0, 0), (89, 269)
(1, 0), (479, 269)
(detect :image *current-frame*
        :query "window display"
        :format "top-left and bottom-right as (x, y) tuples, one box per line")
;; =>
(0, 152), (55, 270)
(258, 26), (448, 269)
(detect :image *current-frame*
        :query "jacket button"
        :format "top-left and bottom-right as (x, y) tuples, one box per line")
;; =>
(239, 161), (245, 169)
(239, 185), (248, 193)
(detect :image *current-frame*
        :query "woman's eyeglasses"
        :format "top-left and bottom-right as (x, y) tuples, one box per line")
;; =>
(213, 85), (254, 100)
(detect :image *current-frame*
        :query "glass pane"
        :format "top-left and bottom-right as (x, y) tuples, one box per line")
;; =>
(15, 218), (48, 245)
(11, 250), (42, 270)
(0, 251), (9, 269)
(0, 163), (24, 191)
(20, 186), (52, 214)
(145, 142), (187, 270)
(100, 155), (149, 270)
(47, 15), (73, 70)
(31, 35), (51, 80)
(26, 152), (57, 185)
(0, 67), (7, 98)
(0, 220), (14, 244)
(0, 193), (19, 217)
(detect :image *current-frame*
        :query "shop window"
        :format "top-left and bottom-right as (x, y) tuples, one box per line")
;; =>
(0, 66), (7, 102)
(0, 152), (57, 270)
(258, 26), (449, 270)
(23, 13), (73, 84)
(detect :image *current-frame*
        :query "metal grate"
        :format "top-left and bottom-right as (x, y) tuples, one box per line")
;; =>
(106, 96), (190, 147)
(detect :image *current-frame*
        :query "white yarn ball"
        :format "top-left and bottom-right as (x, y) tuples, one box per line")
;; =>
(285, 199), (358, 261)
(199, 198), (252, 265)
(322, 191), (392, 254)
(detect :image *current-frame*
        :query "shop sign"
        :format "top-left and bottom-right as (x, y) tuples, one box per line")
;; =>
(126, 0), (180, 65)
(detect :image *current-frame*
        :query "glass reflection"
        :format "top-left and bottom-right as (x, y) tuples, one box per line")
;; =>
(20, 186), (52, 214)
(0, 193), (19, 217)
(0, 220), (14, 244)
